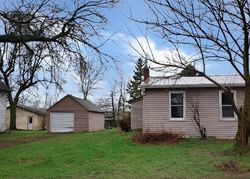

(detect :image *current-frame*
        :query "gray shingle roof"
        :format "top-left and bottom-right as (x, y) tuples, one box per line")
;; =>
(142, 75), (244, 89)
(69, 95), (104, 113)
(7, 105), (46, 116)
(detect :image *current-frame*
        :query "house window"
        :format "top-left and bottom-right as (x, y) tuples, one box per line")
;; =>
(219, 91), (236, 119)
(170, 91), (185, 120)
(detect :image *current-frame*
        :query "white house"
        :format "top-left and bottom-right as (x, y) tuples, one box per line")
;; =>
(0, 81), (8, 132)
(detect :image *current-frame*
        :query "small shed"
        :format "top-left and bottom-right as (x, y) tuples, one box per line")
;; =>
(47, 95), (104, 133)
(6, 105), (46, 130)
(129, 98), (143, 130)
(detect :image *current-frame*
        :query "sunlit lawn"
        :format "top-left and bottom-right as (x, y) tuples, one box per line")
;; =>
(0, 129), (250, 178)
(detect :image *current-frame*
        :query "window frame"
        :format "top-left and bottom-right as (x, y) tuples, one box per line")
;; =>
(219, 90), (237, 121)
(169, 91), (186, 121)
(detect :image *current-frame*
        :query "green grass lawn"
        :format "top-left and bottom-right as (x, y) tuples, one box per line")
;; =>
(0, 129), (250, 179)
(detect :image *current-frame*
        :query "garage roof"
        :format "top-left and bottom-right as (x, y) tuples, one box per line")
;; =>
(47, 95), (104, 113)
(69, 95), (104, 113)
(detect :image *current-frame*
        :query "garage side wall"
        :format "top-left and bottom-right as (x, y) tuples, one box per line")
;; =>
(88, 112), (104, 131)
(47, 96), (89, 132)
(131, 100), (143, 130)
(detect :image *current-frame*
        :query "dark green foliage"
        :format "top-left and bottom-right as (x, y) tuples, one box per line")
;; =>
(179, 64), (197, 76)
(127, 58), (145, 100)
(118, 113), (131, 132)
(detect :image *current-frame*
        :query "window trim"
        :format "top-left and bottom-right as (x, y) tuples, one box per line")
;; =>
(219, 90), (237, 121)
(169, 91), (186, 121)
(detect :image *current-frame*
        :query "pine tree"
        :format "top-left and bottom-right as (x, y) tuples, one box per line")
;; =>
(127, 58), (145, 100)
(179, 64), (197, 76)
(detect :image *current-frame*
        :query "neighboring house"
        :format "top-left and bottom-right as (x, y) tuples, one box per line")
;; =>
(133, 67), (245, 139)
(0, 81), (8, 132)
(129, 97), (143, 130)
(6, 105), (46, 130)
(47, 95), (104, 133)
(104, 111), (114, 129)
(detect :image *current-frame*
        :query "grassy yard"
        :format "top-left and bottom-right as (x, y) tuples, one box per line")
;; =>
(0, 129), (250, 179)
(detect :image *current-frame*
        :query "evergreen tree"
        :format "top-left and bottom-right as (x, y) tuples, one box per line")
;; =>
(127, 58), (145, 100)
(179, 64), (197, 76)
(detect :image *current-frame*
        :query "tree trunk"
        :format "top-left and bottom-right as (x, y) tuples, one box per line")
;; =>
(83, 91), (88, 100)
(7, 92), (19, 130)
(236, 84), (250, 146)
(111, 92), (116, 127)
(9, 102), (17, 130)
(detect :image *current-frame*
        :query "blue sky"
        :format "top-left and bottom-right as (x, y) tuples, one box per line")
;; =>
(46, 0), (238, 104)
(62, 0), (153, 102)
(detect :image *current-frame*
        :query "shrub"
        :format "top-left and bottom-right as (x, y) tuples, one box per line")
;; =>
(118, 113), (131, 132)
(131, 131), (182, 144)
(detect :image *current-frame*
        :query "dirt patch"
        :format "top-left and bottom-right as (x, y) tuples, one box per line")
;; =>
(215, 160), (250, 175)
(0, 136), (53, 148)
(222, 147), (250, 156)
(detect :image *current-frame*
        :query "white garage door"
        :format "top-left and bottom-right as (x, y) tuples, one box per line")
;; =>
(50, 112), (74, 132)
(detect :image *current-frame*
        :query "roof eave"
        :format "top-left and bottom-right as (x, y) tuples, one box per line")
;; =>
(141, 84), (245, 89)
(89, 110), (105, 113)
(46, 95), (70, 111)
(7, 105), (46, 116)
(128, 97), (143, 104)
(69, 95), (104, 113)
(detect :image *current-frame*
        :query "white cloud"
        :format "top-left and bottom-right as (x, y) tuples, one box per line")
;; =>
(128, 36), (192, 76)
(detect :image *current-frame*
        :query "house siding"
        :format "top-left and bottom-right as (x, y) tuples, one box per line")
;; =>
(131, 99), (143, 130)
(88, 112), (104, 131)
(143, 88), (244, 139)
(5, 108), (45, 130)
(0, 92), (7, 132)
(47, 96), (89, 132)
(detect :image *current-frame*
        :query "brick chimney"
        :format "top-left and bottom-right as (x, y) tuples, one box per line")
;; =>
(143, 65), (149, 82)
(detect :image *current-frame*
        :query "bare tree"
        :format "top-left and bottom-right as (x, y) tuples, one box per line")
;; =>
(97, 97), (113, 112)
(0, 0), (117, 130)
(74, 58), (104, 100)
(18, 89), (43, 108)
(97, 85), (117, 127)
(117, 76), (127, 120)
(0, 43), (59, 130)
(133, 0), (250, 146)
(188, 99), (207, 140)
(97, 74), (127, 126)
(111, 87), (117, 124)
(42, 86), (59, 108)
(0, 0), (117, 48)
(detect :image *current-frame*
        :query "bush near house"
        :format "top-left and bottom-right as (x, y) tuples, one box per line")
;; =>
(118, 112), (131, 132)
(131, 131), (182, 144)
